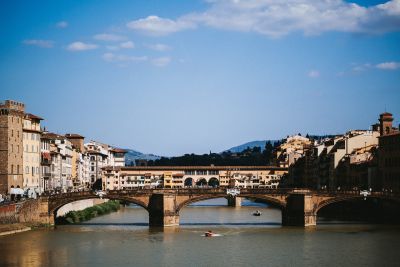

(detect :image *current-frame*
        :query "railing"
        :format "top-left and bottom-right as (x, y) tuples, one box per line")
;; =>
(40, 187), (400, 200)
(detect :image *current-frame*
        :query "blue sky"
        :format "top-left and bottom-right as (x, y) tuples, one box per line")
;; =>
(1, 0), (399, 156)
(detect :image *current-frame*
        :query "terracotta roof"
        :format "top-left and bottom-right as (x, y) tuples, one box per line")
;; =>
(25, 113), (44, 120)
(41, 132), (65, 140)
(65, 133), (85, 139)
(378, 131), (400, 138)
(111, 148), (127, 153)
(380, 112), (393, 116)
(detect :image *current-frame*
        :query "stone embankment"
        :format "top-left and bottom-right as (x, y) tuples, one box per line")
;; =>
(0, 224), (31, 236)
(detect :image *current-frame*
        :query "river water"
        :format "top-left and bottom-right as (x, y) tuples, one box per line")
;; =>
(1, 198), (399, 267)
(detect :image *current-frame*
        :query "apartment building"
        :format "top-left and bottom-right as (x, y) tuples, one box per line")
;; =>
(23, 113), (43, 194)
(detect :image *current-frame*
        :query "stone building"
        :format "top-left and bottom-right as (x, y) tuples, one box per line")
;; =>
(274, 135), (312, 168)
(22, 113), (43, 194)
(0, 100), (25, 194)
(378, 112), (400, 192)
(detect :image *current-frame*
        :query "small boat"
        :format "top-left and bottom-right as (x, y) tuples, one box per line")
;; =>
(204, 231), (220, 237)
(253, 210), (262, 216)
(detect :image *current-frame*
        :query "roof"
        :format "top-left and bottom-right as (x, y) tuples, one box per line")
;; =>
(41, 132), (65, 140)
(378, 131), (400, 138)
(25, 113), (43, 120)
(110, 148), (127, 153)
(380, 112), (393, 116)
(102, 165), (288, 171)
(65, 133), (85, 139)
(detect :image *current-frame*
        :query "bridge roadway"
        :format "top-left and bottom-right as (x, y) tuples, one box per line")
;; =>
(29, 188), (400, 227)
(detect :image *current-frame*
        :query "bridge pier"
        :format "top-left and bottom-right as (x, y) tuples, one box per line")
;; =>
(227, 196), (241, 207)
(282, 193), (316, 227)
(148, 194), (179, 227)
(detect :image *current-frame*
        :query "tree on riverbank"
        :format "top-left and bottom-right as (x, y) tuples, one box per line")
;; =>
(56, 201), (120, 224)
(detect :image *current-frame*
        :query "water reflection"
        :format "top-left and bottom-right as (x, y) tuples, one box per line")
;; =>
(0, 198), (399, 267)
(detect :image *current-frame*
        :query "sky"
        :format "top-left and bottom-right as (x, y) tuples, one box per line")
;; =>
(1, 0), (399, 156)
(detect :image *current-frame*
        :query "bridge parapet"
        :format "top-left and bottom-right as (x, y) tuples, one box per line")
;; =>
(15, 189), (400, 228)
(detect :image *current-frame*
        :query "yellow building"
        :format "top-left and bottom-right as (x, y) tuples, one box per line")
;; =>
(23, 113), (43, 194)
(102, 166), (288, 190)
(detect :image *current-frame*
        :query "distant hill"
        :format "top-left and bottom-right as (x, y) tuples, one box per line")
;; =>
(224, 140), (277, 153)
(124, 149), (161, 166)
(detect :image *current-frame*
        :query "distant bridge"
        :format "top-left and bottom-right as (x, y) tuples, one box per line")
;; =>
(8, 189), (400, 227)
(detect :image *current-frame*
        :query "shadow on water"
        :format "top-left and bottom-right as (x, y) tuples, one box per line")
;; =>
(74, 222), (281, 226)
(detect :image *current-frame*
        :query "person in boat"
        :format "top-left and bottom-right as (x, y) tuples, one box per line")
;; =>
(205, 230), (213, 237)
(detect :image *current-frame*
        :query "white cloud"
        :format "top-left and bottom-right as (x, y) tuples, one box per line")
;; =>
(102, 53), (147, 63)
(127, 15), (196, 36)
(56, 21), (68, 28)
(151, 57), (171, 67)
(376, 61), (400, 70)
(106, 45), (120, 51)
(308, 70), (320, 78)
(67, 42), (98, 51)
(120, 41), (135, 49)
(352, 63), (372, 72)
(126, 0), (400, 37)
(22, 39), (54, 48)
(93, 33), (127, 41)
(147, 43), (171, 51)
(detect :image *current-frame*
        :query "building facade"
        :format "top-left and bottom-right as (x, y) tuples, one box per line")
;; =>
(102, 166), (288, 190)
(22, 113), (43, 195)
(378, 112), (400, 192)
(0, 100), (25, 194)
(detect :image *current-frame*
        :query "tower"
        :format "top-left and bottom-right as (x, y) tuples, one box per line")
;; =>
(379, 112), (394, 136)
(0, 100), (25, 194)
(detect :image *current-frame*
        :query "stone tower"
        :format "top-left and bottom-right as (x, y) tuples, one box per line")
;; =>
(379, 112), (394, 136)
(0, 100), (25, 194)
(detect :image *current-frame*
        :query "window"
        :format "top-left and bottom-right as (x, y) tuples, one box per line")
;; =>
(26, 166), (29, 174)
(36, 167), (39, 174)
(11, 164), (14, 174)
(32, 167), (35, 175)
(11, 129), (13, 137)
(91, 167), (95, 171)
(17, 165), (20, 174)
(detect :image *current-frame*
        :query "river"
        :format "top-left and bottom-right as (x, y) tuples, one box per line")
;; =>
(0, 198), (399, 267)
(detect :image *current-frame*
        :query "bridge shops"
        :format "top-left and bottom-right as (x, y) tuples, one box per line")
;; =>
(101, 166), (288, 190)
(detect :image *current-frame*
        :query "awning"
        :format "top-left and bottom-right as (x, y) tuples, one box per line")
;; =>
(42, 152), (51, 160)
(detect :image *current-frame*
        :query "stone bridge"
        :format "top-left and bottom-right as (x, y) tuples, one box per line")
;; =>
(13, 189), (400, 227)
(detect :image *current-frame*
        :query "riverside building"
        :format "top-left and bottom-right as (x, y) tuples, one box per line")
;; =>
(23, 113), (43, 195)
(102, 166), (288, 190)
(0, 100), (25, 194)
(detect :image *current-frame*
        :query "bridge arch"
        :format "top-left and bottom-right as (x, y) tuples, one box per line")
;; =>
(184, 177), (193, 187)
(314, 194), (400, 224)
(196, 178), (207, 186)
(208, 177), (219, 187)
(315, 195), (400, 214)
(48, 194), (150, 219)
(176, 194), (286, 213)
